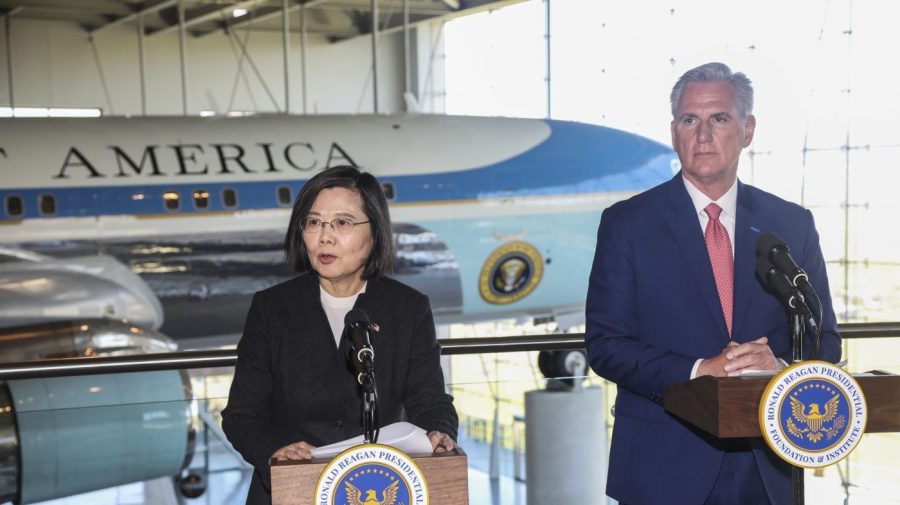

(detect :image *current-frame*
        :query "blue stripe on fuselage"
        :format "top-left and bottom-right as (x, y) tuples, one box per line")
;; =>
(388, 120), (676, 202)
(0, 120), (676, 221)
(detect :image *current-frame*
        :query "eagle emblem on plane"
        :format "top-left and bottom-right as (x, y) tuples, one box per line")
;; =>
(344, 479), (400, 505)
(787, 394), (846, 443)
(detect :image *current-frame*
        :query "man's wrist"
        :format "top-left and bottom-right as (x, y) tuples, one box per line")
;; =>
(690, 358), (703, 379)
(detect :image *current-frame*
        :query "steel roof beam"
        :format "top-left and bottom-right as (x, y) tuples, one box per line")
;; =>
(147, 0), (267, 37)
(89, 0), (178, 34)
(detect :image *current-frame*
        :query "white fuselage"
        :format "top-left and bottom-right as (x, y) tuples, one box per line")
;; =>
(0, 114), (677, 338)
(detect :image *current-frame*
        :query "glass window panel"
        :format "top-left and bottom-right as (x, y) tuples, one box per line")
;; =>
(193, 189), (209, 210)
(222, 188), (237, 208)
(163, 191), (180, 211)
(38, 194), (57, 216)
(5, 195), (23, 217)
(277, 186), (292, 206)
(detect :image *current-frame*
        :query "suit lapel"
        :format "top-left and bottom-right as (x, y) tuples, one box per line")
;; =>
(732, 182), (761, 341)
(663, 176), (730, 341)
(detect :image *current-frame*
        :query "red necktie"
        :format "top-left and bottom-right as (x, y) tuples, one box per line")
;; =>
(704, 203), (733, 338)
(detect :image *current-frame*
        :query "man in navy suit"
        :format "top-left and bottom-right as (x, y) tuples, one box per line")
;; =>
(585, 62), (841, 505)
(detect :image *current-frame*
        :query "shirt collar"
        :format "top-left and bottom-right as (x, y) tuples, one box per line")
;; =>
(682, 174), (738, 220)
(319, 280), (367, 303)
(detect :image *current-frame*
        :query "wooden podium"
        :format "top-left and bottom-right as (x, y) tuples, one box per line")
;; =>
(271, 448), (469, 505)
(664, 371), (900, 438)
(663, 371), (900, 504)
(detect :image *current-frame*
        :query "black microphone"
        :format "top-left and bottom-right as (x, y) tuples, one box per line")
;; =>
(755, 255), (814, 319)
(344, 308), (375, 385)
(756, 232), (816, 300)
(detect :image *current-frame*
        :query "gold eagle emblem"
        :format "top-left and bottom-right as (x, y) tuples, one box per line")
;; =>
(344, 479), (400, 505)
(787, 394), (845, 443)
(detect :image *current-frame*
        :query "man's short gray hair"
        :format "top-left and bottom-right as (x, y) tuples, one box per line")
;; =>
(670, 62), (754, 119)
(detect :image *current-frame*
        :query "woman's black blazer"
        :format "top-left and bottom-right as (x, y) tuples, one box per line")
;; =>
(221, 272), (458, 505)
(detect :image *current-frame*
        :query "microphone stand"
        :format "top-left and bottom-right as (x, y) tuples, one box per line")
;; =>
(791, 312), (804, 364)
(789, 311), (804, 505)
(360, 358), (379, 444)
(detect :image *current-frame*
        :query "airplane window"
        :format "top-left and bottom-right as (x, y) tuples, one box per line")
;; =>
(193, 189), (209, 210)
(39, 194), (57, 215)
(5, 195), (23, 217)
(163, 190), (180, 211)
(222, 188), (237, 208)
(277, 186), (292, 206)
(382, 183), (395, 200)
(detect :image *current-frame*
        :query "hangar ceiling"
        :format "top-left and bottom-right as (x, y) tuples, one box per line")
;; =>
(0, 0), (517, 42)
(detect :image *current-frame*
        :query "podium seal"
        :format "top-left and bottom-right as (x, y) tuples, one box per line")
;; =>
(314, 444), (428, 505)
(759, 361), (867, 468)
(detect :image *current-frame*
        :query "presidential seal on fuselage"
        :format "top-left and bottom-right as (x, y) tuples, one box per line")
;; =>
(478, 241), (543, 304)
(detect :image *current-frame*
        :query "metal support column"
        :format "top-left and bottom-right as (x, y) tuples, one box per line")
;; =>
(282, 0), (290, 114)
(137, 14), (147, 115)
(370, 0), (379, 113)
(300, 4), (308, 114)
(544, 0), (551, 118)
(403, 0), (411, 98)
(4, 14), (13, 110)
(177, 0), (188, 115)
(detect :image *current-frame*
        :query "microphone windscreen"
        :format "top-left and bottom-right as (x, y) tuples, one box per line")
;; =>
(755, 254), (774, 280)
(756, 232), (785, 256)
(345, 308), (370, 327)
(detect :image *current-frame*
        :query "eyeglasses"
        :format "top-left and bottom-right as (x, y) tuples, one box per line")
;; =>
(302, 216), (370, 235)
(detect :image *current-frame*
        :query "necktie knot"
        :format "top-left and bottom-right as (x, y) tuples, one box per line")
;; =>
(705, 203), (723, 221)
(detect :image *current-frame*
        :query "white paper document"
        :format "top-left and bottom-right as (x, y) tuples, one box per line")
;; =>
(310, 422), (433, 460)
(738, 359), (852, 377)
(737, 369), (779, 377)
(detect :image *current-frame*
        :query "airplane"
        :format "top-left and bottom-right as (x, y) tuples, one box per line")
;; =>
(0, 113), (678, 345)
(0, 113), (677, 502)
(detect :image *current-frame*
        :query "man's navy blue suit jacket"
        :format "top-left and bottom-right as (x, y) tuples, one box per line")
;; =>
(585, 174), (841, 504)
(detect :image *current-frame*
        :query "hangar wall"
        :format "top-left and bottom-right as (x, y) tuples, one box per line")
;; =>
(0, 18), (445, 116)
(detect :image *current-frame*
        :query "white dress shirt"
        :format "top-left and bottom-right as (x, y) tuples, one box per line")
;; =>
(683, 176), (738, 379)
(321, 282), (366, 347)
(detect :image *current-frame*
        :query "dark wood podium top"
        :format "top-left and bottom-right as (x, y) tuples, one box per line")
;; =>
(663, 372), (900, 438)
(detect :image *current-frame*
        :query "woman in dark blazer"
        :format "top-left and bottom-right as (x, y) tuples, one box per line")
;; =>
(221, 166), (458, 505)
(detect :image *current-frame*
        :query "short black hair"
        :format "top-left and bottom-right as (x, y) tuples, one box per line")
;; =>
(284, 166), (395, 279)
